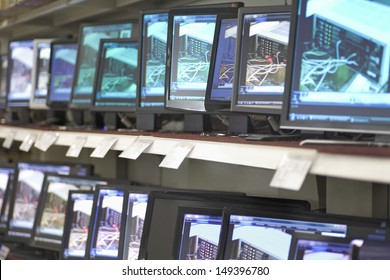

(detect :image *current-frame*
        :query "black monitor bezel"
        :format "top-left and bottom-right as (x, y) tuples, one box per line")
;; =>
(280, 0), (390, 135)
(230, 5), (291, 116)
(46, 40), (78, 110)
(91, 38), (139, 113)
(0, 165), (16, 233)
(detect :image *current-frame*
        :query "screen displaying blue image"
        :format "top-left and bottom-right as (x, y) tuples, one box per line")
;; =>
(292, 238), (351, 260)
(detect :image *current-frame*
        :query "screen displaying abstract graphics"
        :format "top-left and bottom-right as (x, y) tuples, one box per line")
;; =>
(94, 41), (138, 108)
(124, 193), (148, 260)
(178, 214), (222, 260)
(7, 40), (34, 107)
(0, 55), (8, 109)
(237, 13), (290, 106)
(0, 167), (14, 230)
(90, 189), (124, 258)
(33, 42), (51, 103)
(291, 238), (351, 260)
(49, 43), (78, 103)
(224, 215), (347, 260)
(287, 0), (390, 126)
(169, 15), (217, 101)
(140, 12), (169, 108)
(210, 18), (238, 101)
(72, 23), (132, 105)
(63, 192), (94, 259)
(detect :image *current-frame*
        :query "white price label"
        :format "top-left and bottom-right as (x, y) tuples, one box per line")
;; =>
(0, 245), (10, 260)
(119, 138), (153, 160)
(19, 134), (37, 152)
(90, 136), (118, 158)
(66, 136), (88, 158)
(159, 142), (195, 169)
(34, 132), (59, 152)
(270, 152), (317, 191)
(2, 131), (15, 149)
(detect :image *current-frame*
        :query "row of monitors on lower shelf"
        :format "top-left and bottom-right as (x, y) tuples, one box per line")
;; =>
(2, 0), (390, 136)
(1, 163), (389, 260)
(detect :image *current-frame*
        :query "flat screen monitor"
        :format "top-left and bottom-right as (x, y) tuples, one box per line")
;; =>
(0, 166), (15, 232)
(31, 174), (108, 251)
(61, 190), (95, 259)
(30, 39), (54, 110)
(0, 54), (8, 110)
(92, 39), (138, 112)
(231, 6), (291, 115)
(5, 161), (93, 242)
(6, 40), (34, 108)
(70, 21), (134, 109)
(218, 207), (389, 260)
(47, 41), (78, 108)
(281, 0), (390, 136)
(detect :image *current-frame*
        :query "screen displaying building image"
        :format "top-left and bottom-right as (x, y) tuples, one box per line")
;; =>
(33, 42), (51, 103)
(210, 18), (237, 101)
(125, 193), (148, 260)
(0, 54), (8, 108)
(236, 13), (290, 106)
(0, 168), (14, 229)
(72, 23), (132, 106)
(140, 12), (168, 108)
(7, 40), (34, 106)
(178, 214), (222, 260)
(94, 40), (138, 108)
(64, 192), (94, 258)
(292, 239), (351, 260)
(169, 14), (217, 100)
(48, 43), (78, 103)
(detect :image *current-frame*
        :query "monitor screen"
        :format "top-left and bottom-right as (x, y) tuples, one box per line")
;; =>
(30, 40), (53, 109)
(0, 54), (8, 109)
(0, 166), (15, 232)
(219, 208), (389, 260)
(6, 40), (34, 108)
(138, 11), (169, 112)
(6, 161), (92, 242)
(47, 42), (78, 107)
(281, 0), (390, 135)
(61, 190), (95, 259)
(31, 174), (108, 251)
(70, 21), (133, 109)
(93, 39), (138, 112)
(231, 6), (291, 115)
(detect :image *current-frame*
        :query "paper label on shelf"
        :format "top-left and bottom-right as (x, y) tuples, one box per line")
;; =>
(270, 152), (317, 191)
(34, 132), (59, 152)
(19, 133), (37, 152)
(90, 136), (118, 158)
(159, 142), (195, 169)
(66, 136), (88, 158)
(119, 138), (153, 160)
(2, 131), (15, 149)
(0, 244), (10, 260)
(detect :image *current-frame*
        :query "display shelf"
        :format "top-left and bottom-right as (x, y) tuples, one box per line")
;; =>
(1, 124), (390, 185)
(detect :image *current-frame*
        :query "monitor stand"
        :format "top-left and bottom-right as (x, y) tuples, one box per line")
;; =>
(184, 113), (211, 133)
(102, 112), (118, 131)
(5, 109), (30, 125)
(228, 114), (251, 134)
(66, 110), (96, 130)
(136, 113), (156, 131)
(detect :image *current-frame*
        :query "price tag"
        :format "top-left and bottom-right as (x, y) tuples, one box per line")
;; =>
(159, 142), (195, 169)
(270, 152), (317, 191)
(119, 138), (154, 160)
(34, 132), (59, 152)
(19, 133), (37, 152)
(0, 244), (10, 260)
(2, 131), (15, 149)
(66, 136), (88, 158)
(90, 136), (118, 158)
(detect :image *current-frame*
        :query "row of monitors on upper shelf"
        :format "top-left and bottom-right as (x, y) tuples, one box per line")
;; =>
(1, 0), (390, 136)
(1, 162), (390, 260)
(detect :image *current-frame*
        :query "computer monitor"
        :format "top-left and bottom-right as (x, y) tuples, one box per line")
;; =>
(281, 0), (390, 138)
(0, 54), (8, 110)
(29, 39), (54, 110)
(0, 166), (15, 233)
(61, 190), (95, 260)
(218, 207), (389, 260)
(231, 6), (291, 116)
(5, 161), (93, 243)
(70, 21), (134, 110)
(46, 41), (78, 109)
(30, 174), (108, 251)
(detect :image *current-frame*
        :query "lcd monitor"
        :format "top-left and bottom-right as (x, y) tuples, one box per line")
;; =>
(31, 174), (108, 251)
(70, 21), (134, 110)
(0, 166), (15, 232)
(281, 0), (390, 138)
(47, 41), (78, 108)
(231, 6), (291, 116)
(30, 39), (54, 110)
(5, 161), (93, 242)
(0, 54), (8, 110)
(61, 190), (95, 259)
(218, 207), (389, 260)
